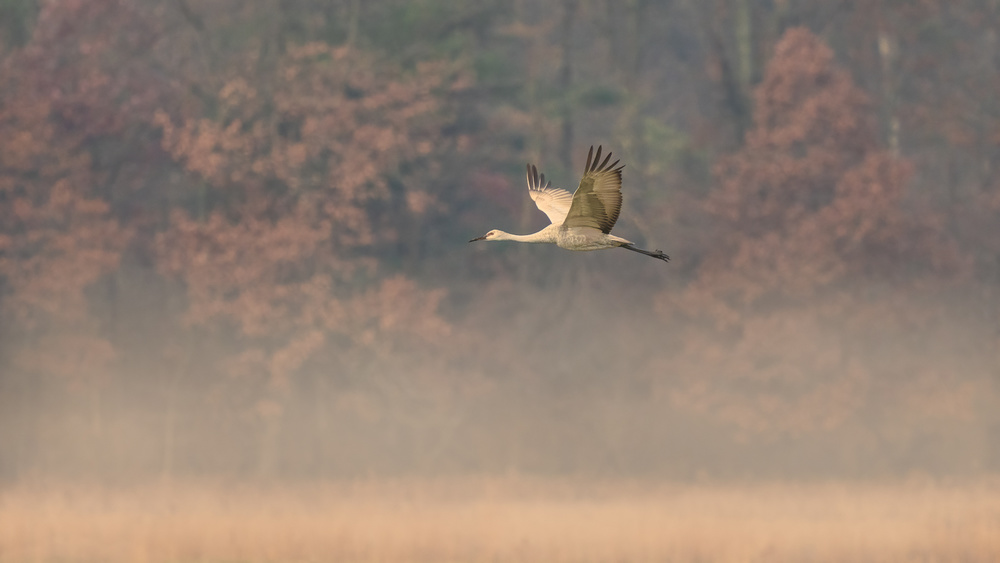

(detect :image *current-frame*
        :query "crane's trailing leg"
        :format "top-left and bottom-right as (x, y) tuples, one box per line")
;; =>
(620, 243), (670, 262)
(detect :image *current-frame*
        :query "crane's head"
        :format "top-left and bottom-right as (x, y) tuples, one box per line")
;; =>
(469, 229), (504, 242)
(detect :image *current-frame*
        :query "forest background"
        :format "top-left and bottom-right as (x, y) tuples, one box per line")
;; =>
(1, 0), (998, 483)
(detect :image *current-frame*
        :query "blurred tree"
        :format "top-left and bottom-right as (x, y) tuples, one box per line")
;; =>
(153, 43), (456, 476)
(659, 28), (969, 438)
(0, 17), (131, 475)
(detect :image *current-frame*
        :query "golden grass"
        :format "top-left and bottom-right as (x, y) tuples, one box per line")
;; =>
(2, 477), (999, 562)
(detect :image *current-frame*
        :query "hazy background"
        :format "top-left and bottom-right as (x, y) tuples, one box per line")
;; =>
(1, 0), (998, 485)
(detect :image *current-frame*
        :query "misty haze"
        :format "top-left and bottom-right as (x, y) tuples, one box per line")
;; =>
(1, 1), (998, 561)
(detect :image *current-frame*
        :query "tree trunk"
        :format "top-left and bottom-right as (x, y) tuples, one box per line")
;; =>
(557, 0), (577, 171)
(160, 368), (180, 484)
(877, 25), (900, 155)
(691, 0), (751, 144)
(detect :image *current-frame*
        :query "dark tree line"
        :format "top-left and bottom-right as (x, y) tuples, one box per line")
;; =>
(0, 0), (997, 481)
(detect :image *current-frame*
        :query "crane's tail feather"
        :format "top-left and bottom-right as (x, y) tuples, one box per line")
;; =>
(621, 243), (670, 262)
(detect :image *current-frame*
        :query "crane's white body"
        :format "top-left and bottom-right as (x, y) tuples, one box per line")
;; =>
(470, 146), (669, 261)
(484, 224), (631, 250)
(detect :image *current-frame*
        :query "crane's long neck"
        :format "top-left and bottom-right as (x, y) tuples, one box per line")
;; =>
(498, 227), (556, 243)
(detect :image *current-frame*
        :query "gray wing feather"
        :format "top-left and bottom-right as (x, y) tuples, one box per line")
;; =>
(562, 145), (624, 234)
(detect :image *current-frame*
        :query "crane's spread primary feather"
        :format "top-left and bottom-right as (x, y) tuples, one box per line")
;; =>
(526, 164), (574, 225)
(562, 145), (624, 234)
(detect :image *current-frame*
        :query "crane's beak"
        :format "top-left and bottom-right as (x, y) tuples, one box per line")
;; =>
(469, 235), (486, 242)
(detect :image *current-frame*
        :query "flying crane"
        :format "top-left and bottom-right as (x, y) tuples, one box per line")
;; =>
(470, 146), (669, 262)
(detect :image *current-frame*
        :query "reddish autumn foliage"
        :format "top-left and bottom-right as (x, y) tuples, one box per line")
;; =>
(700, 30), (953, 310)
(154, 43), (453, 353)
(149, 44), (456, 473)
(660, 29), (972, 435)
(0, 31), (128, 387)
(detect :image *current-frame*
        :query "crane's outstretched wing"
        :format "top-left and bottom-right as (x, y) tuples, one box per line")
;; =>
(562, 145), (624, 234)
(526, 163), (574, 225)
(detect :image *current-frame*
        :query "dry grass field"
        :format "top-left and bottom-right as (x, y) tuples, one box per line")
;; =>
(2, 477), (999, 562)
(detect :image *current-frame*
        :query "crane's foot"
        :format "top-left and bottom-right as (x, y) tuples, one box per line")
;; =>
(621, 243), (670, 262)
